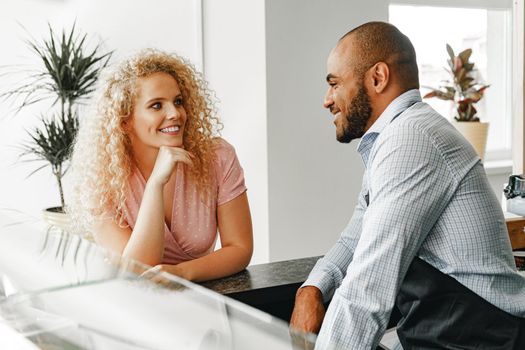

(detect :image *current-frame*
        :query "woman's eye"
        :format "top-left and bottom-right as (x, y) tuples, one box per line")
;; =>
(175, 98), (183, 106)
(151, 102), (162, 110)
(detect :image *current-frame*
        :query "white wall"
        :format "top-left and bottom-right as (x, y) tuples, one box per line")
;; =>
(265, 0), (389, 261)
(202, 0), (269, 264)
(65, 0), (202, 67)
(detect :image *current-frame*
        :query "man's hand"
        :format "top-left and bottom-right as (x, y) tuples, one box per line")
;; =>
(290, 286), (326, 334)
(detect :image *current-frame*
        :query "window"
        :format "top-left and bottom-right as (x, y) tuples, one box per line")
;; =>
(389, 1), (513, 161)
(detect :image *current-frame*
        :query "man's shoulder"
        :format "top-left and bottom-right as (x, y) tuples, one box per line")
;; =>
(391, 102), (449, 132)
(375, 101), (480, 179)
(381, 102), (464, 147)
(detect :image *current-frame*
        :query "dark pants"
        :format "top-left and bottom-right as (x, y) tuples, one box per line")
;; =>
(395, 257), (525, 350)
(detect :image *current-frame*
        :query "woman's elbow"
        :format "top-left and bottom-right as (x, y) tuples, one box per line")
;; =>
(237, 244), (253, 270)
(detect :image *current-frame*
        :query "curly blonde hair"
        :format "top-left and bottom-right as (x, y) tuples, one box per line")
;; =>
(68, 49), (222, 232)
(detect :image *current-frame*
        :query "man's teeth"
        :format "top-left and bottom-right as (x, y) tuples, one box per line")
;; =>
(160, 126), (180, 133)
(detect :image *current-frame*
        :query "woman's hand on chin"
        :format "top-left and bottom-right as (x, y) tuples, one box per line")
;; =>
(149, 146), (193, 186)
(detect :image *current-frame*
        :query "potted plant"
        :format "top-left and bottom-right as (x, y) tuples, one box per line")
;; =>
(1, 24), (111, 230)
(424, 44), (490, 160)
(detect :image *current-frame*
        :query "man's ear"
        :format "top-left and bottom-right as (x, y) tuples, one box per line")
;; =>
(368, 62), (389, 94)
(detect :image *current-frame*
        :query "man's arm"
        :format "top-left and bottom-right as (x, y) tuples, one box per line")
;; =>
(315, 125), (458, 349)
(290, 286), (326, 334)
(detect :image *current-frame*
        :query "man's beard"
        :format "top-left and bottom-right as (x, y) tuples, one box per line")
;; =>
(337, 85), (373, 143)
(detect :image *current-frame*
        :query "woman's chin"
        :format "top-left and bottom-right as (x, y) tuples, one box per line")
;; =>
(160, 140), (184, 148)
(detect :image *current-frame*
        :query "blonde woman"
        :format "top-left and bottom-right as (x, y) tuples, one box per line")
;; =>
(69, 49), (253, 282)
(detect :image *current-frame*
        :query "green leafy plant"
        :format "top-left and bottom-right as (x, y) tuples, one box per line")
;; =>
(1, 24), (111, 210)
(423, 44), (490, 122)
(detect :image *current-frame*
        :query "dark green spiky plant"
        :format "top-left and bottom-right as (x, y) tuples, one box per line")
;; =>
(1, 24), (111, 210)
(423, 44), (490, 122)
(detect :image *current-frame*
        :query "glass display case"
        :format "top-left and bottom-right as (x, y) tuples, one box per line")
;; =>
(0, 214), (317, 350)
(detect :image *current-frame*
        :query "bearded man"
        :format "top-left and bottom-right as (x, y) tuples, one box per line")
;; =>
(290, 21), (525, 350)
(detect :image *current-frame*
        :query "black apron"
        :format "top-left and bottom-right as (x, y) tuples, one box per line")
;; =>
(395, 257), (525, 349)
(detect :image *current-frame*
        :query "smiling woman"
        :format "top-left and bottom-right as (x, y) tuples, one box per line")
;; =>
(68, 49), (253, 282)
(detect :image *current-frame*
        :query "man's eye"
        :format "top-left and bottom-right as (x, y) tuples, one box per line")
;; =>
(175, 98), (183, 106)
(151, 102), (162, 110)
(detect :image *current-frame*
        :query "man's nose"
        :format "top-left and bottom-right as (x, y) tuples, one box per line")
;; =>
(323, 90), (334, 110)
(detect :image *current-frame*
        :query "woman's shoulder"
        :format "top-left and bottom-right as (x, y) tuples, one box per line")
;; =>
(210, 137), (246, 198)
(210, 137), (244, 181)
(211, 137), (237, 160)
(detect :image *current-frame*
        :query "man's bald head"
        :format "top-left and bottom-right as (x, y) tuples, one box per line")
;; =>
(338, 21), (419, 90)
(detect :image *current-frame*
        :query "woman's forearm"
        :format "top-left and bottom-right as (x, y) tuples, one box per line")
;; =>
(122, 180), (166, 265)
(168, 193), (253, 282)
(167, 245), (252, 282)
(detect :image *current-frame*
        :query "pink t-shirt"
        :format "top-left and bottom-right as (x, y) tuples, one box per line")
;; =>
(122, 138), (247, 264)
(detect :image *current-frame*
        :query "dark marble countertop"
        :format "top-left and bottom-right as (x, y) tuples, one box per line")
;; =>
(201, 256), (321, 295)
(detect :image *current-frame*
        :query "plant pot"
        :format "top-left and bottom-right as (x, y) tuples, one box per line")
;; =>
(453, 121), (489, 161)
(42, 207), (71, 232)
(42, 207), (94, 241)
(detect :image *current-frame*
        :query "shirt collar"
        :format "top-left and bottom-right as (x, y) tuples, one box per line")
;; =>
(357, 89), (422, 156)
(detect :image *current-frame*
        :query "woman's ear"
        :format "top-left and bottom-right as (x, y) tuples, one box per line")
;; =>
(121, 115), (133, 134)
(369, 62), (390, 94)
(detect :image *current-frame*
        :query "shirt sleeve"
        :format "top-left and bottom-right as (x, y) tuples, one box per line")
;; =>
(214, 138), (247, 206)
(315, 124), (458, 350)
(302, 182), (367, 302)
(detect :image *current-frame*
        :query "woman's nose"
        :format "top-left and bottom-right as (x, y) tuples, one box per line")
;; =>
(166, 104), (180, 120)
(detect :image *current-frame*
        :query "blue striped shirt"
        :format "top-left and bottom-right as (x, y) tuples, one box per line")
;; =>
(304, 89), (525, 350)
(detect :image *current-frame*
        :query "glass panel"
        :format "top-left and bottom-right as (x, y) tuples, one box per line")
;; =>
(0, 224), (147, 300)
(0, 215), (318, 349)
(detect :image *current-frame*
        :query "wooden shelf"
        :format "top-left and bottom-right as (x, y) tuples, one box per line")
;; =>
(506, 217), (525, 250)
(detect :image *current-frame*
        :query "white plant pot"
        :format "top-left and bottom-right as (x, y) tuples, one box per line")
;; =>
(42, 207), (94, 241)
(453, 121), (489, 161)
(42, 207), (70, 232)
